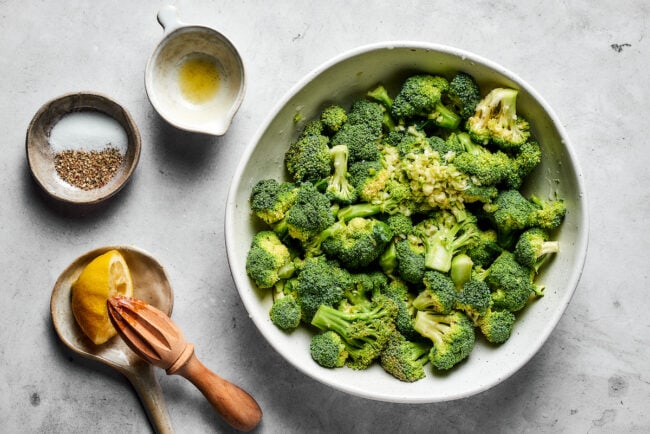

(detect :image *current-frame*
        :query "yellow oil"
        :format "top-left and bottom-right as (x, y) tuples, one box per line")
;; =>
(178, 56), (220, 104)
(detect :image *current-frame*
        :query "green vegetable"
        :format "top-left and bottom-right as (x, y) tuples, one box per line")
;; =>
(477, 309), (516, 344)
(380, 331), (431, 382)
(391, 74), (461, 129)
(245, 231), (294, 289)
(487, 251), (543, 312)
(413, 270), (457, 314)
(467, 87), (530, 149)
(284, 124), (331, 183)
(413, 310), (475, 371)
(249, 179), (298, 225)
(245, 70), (567, 382)
(323, 144), (357, 205)
(311, 295), (398, 370)
(514, 227), (559, 272)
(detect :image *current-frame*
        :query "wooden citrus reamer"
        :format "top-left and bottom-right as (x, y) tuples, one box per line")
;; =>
(107, 296), (262, 432)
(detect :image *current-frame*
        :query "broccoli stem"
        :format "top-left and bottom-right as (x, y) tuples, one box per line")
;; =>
(423, 238), (452, 273)
(379, 242), (398, 275)
(428, 102), (461, 130)
(277, 261), (296, 280)
(337, 203), (382, 221)
(367, 85), (393, 110)
(450, 253), (473, 290)
(304, 220), (345, 256)
(540, 240), (560, 256)
(414, 314), (451, 347)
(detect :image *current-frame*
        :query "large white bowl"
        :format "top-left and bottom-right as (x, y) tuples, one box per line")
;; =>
(225, 42), (588, 403)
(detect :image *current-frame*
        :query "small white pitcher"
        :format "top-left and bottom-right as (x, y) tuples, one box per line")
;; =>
(145, 5), (246, 136)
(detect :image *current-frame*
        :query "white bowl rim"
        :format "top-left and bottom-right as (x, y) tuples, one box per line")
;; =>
(144, 23), (247, 136)
(225, 40), (589, 403)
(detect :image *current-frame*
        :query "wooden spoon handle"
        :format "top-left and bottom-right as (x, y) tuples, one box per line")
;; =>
(172, 352), (262, 432)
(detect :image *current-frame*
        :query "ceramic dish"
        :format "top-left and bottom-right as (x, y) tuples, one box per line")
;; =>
(225, 41), (589, 403)
(26, 92), (141, 205)
(145, 5), (246, 136)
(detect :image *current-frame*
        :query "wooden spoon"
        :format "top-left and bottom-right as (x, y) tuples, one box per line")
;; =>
(107, 296), (263, 432)
(50, 246), (175, 434)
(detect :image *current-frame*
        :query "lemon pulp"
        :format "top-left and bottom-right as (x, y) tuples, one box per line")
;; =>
(178, 55), (221, 104)
(71, 250), (134, 345)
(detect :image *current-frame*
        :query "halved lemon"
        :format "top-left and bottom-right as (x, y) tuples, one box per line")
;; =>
(71, 249), (134, 345)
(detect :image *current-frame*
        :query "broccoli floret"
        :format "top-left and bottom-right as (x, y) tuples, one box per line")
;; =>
(465, 228), (503, 268)
(412, 270), (456, 314)
(323, 144), (358, 205)
(514, 228), (559, 272)
(310, 331), (348, 368)
(487, 190), (566, 247)
(284, 128), (331, 183)
(300, 119), (325, 136)
(321, 217), (393, 269)
(385, 214), (415, 239)
(380, 331), (431, 382)
(486, 251), (543, 312)
(454, 279), (492, 324)
(488, 189), (538, 246)
(245, 231), (295, 289)
(414, 210), (480, 273)
(273, 182), (336, 242)
(446, 72), (481, 120)
(413, 310), (475, 370)
(382, 129), (405, 148)
(466, 87), (530, 150)
(529, 194), (567, 230)
(295, 256), (353, 322)
(381, 278), (420, 341)
(477, 308), (516, 344)
(349, 158), (390, 203)
(395, 125), (431, 157)
(249, 179), (298, 225)
(345, 145), (417, 217)
(320, 105), (347, 135)
(444, 132), (472, 155)
(338, 178), (413, 221)
(452, 133), (513, 186)
(310, 295), (398, 370)
(427, 135), (460, 161)
(331, 123), (381, 163)
(394, 237), (426, 285)
(462, 181), (500, 205)
(347, 99), (384, 134)
(391, 74), (461, 129)
(340, 271), (388, 312)
(329, 100), (384, 163)
(502, 141), (542, 189)
(269, 280), (301, 331)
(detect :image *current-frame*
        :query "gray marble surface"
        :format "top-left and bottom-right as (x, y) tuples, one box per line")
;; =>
(1, 1), (648, 433)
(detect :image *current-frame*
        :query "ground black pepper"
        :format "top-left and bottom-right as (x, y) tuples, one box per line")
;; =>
(54, 147), (123, 190)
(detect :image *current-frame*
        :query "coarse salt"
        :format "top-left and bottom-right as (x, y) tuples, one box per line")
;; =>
(49, 110), (128, 154)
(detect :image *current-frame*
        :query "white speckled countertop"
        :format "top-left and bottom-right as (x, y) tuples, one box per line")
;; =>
(1, 1), (648, 432)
